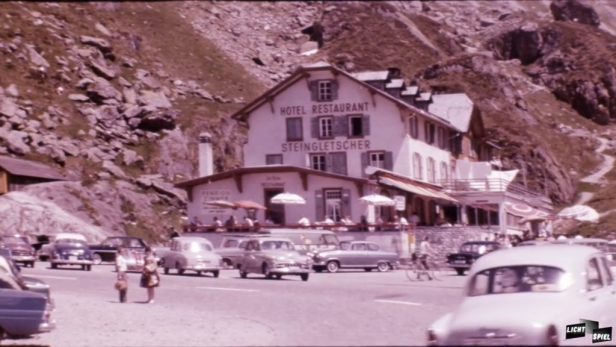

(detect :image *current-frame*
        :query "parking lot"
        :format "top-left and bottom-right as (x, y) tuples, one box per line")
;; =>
(6, 263), (467, 346)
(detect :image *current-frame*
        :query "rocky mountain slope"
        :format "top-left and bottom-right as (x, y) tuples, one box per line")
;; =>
(2, 0), (616, 240)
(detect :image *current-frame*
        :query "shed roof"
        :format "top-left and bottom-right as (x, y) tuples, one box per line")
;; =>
(428, 93), (474, 133)
(385, 79), (404, 89)
(401, 86), (419, 96)
(349, 70), (390, 81)
(0, 156), (66, 181)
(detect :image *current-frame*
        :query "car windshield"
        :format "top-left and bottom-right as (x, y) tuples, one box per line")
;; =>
(56, 239), (87, 247)
(460, 243), (496, 253)
(340, 241), (351, 250)
(468, 265), (570, 296)
(2, 236), (28, 246)
(260, 241), (295, 250)
(183, 242), (212, 253)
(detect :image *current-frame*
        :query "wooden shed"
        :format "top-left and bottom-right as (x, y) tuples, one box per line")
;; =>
(0, 156), (66, 194)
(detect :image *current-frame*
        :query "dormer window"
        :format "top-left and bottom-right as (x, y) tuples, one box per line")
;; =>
(318, 80), (332, 101)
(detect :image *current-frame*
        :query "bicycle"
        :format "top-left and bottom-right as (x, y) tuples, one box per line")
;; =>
(405, 254), (446, 281)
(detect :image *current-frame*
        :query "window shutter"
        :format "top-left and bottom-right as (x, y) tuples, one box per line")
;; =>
(361, 152), (369, 177)
(325, 154), (333, 173)
(310, 81), (318, 101)
(311, 117), (319, 138)
(332, 153), (347, 175)
(315, 190), (325, 222)
(331, 79), (339, 100)
(305, 154), (311, 169)
(384, 151), (394, 171)
(341, 189), (351, 218)
(427, 159), (434, 182)
(362, 115), (370, 136)
(333, 116), (345, 137)
(424, 122), (429, 142)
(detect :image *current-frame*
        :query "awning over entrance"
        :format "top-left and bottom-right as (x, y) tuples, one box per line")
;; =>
(377, 176), (459, 203)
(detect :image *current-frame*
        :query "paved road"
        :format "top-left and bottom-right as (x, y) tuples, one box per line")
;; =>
(7, 264), (467, 346)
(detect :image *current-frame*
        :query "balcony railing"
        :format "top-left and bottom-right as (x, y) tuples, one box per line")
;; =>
(439, 178), (548, 200)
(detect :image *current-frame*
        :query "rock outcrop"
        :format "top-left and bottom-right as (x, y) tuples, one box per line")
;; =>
(550, 0), (601, 27)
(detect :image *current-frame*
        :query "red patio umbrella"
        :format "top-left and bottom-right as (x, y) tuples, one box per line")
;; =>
(233, 200), (267, 210)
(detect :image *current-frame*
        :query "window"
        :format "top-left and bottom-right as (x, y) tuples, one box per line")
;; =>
(349, 115), (364, 137)
(367, 243), (380, 251)
(369, 152), (385, 168)
(427, 157), (436, 183)
(440, 162), (449, 181)
(412, 153), (423, 180)
(587, 258), (604, 291)
(424, 122), (435, 144)
(351, 243), (367, 251)
(318, 116), (333, 138)
(408, 116), (419, 139)
(286, 117), (303, 141)
(600, 257), (614, 285)
(437, 127), (447, 149)
(310, 154), (327, 172)
(468, 266), (568, 296)
(266, 154), (283, 165)
(324, 189), (342, 221)
(318, 80), (332, 101)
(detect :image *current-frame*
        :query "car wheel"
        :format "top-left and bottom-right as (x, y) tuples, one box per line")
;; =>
(81, 265), (86, 271)
(377, 262), (389, 272)
(28, 262), (35, 268)
(300, 273), (309, 282)
(275, 274), (282, 280)
(455, 268), (465, 276)
(239, 267), (248, 279)
(212, 270), (220, 278)
(364, 268), (373, 272)
(176, 262), (184, 275)
(92, 254), (102, 265)
(222, 259), (233, 268)
(87, 265), (92, 271)
(50, 263), (57, 269)
(326, 261), (339, 273)
(164, 267), (169, 275)
(196, 271), (202, 276)
(262, 263), (273, 279)
(314, 267), (323, 273)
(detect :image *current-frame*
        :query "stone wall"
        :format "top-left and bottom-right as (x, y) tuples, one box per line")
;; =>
(194, 226), (488, 258)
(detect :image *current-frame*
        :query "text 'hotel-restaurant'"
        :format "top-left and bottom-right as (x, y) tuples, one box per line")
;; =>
(175, 62), (553, 236)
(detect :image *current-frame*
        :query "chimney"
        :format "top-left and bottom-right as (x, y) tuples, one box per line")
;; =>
(387, 67), (401, 79)
(198, 132), (213, 177)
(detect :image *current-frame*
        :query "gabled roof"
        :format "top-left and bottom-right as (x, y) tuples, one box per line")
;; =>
(0, 156), (66, 181)
(175, 165), (370, 189)
(230, 62), (452, 128)
(428, 93), (474, 133)
(385, 79), (404, 89)
(349, 70), (390, 82)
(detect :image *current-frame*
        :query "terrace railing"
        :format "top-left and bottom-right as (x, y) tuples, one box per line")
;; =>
(439, 178), (549, 201)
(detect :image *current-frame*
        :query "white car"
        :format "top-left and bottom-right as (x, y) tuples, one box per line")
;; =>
(160, 237), (222, 277)
(427, 245), (616, 346)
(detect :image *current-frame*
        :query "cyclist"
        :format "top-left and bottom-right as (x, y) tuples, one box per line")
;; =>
(417, 236), (437, 280)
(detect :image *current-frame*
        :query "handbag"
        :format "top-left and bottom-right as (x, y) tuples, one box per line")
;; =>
(115, 279), (127, 291)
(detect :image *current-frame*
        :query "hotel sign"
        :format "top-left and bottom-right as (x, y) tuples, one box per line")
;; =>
(279, 102), (370, 116)
(261, 175), (285, 188)
(282, 139), (371, 152)
(201, 189), (232, 215)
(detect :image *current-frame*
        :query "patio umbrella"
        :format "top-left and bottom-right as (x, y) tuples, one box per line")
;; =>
(573, 208), (599, 223)
(359, 194), (395, 206)
(205, 200), (237, 209)
(233, 200), (267, 210)
(557, 205), (597, 220)
(504, 202), (538, 218)
(270, 192), (306, 204)
(519, 210), (550, 224)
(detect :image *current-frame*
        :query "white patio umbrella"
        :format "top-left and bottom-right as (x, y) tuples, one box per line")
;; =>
(359, 194), (395, 206)
(557, 205), (598, 220)
(270, 192), (306, 205)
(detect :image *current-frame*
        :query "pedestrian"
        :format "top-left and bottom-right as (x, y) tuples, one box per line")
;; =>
(140, 247), (160, 304)
(115, 247), (128, 303)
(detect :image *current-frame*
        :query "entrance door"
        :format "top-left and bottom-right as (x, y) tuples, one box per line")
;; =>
(264, 188), (285, 225)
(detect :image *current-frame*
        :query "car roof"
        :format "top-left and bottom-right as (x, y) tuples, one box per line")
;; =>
(54, 233), (86, 241)
(462, 241), (499, 245)
(255, 237), (292, 243)
(105, 236), (143, 240)
(175, 237), (213, 244)
(553, 238), (608, 244)
(471, 245), (601, 275)
(258, 228), (336, 235)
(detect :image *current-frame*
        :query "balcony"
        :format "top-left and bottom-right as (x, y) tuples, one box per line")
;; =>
(440, 178), (551, 205)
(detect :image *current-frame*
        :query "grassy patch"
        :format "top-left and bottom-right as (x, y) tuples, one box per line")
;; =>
(124, 223), (156, 243)
(577, 182), (601, 193)
(575, 212), (616, 239)
(68, 188), (102, 226)
(588, 167), (616, 213)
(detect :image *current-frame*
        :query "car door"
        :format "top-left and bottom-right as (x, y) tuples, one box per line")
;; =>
(366, 243), (382, 266)
(166, 240), (178, 267)
(578, 256), (610, 345)
(241, 241), (258, 273)
(230, 240), (248, 265)
(347, 243), (369, 267)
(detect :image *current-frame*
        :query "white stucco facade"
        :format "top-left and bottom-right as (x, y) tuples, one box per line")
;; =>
(242, 68), (454, 186)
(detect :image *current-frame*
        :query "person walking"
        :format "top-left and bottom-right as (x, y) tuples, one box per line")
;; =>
(417, 237), (437, 281)
(115, 247), (128, 303)
(140, 247), (160, 304)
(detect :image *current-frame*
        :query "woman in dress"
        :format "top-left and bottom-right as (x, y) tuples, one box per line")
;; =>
(140, 247), (160, 304)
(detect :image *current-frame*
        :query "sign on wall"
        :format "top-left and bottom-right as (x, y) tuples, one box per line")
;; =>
(394, 195), (406, 211)
(201, 190), (232, 215)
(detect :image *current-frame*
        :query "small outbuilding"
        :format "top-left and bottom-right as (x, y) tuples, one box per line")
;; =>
(0, 156), (66, 194)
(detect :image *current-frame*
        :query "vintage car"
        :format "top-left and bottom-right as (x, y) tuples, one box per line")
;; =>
(427, 245), (616, 346)
(0, 234), (36, 268)
(88, 236), (148, 264)
(256, 229), (339, 256)
(0, 288), (55, 339)
(160, 237), (222, 277)
(215, 236), (260, 268)
(311, 241), (400, 273)
(237, 237), (312, 281)
(49, 237), (94, 271)
(38, 233), (85, 261)
(446, 241), (501, 276)
(0, 249), (54, 310)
